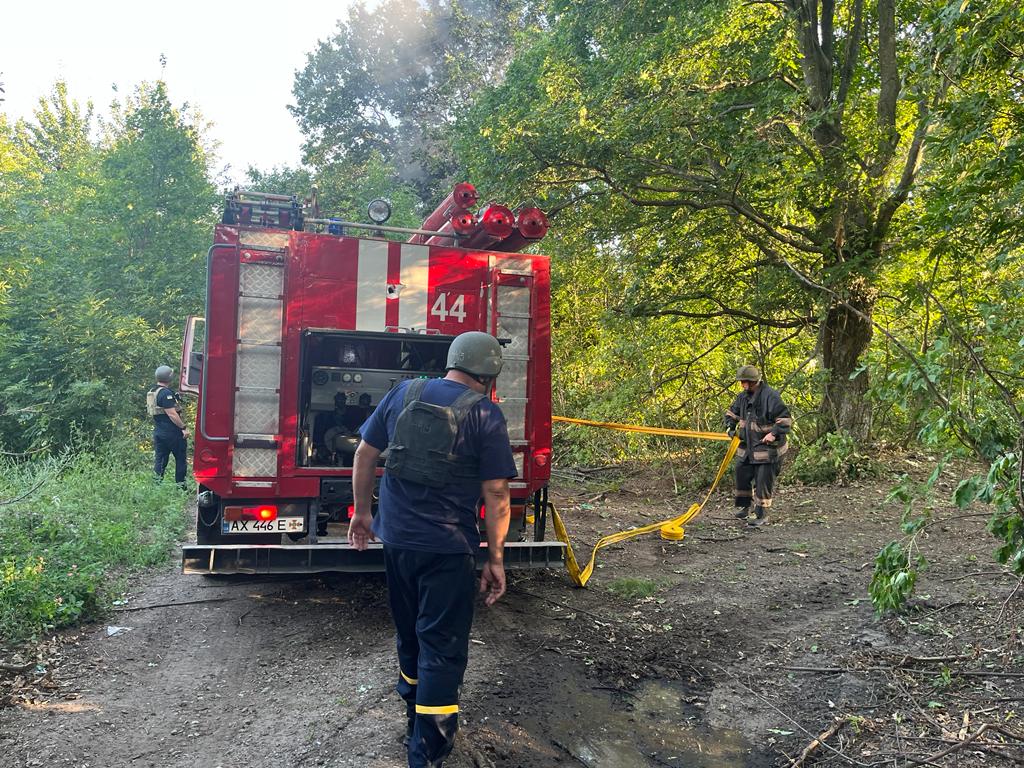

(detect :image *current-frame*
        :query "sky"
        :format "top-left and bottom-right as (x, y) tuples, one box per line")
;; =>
(1, 0), (357, 183)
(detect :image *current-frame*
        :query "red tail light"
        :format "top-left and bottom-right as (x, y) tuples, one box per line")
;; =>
(224, 505), (279, 521)
(247, 505), (278, 521)
(347, 504), (356, 519)
(479, 505), (486, 519)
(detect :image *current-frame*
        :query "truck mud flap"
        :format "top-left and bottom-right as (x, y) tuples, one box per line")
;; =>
(182, 541), (566, 575)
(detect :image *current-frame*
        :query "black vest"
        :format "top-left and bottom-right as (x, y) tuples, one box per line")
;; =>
(384, 379), (485, 488)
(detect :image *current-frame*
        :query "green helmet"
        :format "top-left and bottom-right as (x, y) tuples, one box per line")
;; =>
(446, 332), (504, 378)
(155, 365), (173, 383)
(736, 365), (761, 383)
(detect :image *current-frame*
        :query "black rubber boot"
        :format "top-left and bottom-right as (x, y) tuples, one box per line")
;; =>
(748, 506), (767, 527)
(735, 508), (751, 519)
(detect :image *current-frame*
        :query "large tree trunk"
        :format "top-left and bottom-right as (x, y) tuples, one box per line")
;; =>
(821, 296), (874, 438)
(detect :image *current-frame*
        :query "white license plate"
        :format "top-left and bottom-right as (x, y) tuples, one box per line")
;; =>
(222, 518), (305, 534)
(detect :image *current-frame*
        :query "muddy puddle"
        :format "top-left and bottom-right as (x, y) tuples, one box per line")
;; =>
(546, 679), (753, 767)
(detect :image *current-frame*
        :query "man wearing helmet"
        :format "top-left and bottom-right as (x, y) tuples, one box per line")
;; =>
(147, 365), (189, 486)
(724, 365), (792, 526)
(349, 331), (516, 768)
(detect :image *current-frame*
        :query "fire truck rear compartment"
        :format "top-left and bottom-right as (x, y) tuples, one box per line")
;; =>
(298, 329), (453, 468)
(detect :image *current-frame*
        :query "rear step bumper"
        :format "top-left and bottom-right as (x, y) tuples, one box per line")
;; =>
(182, 541), (566, 575)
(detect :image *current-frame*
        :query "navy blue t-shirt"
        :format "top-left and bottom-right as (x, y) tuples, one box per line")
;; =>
(152, 387), (181, 435)
(359, 378), (518, 555)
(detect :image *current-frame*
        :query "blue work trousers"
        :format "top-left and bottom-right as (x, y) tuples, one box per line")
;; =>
(153, 429), (187, 485)
(383, 545), (476, 768)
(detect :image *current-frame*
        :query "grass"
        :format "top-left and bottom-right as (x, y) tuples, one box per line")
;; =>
(0, 437), (189, 645)
(607, 576), (662, 600)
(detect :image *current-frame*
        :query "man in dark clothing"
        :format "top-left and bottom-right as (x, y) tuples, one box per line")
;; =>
(349, 332), (516, 768)
(148, 365), (188, 486)
(724, 365), (792, 526)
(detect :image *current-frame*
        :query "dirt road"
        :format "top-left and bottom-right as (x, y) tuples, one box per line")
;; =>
(2, 462), (1022, 767)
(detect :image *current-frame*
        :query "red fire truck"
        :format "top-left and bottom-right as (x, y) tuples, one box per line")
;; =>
(180, 190), (564, 574)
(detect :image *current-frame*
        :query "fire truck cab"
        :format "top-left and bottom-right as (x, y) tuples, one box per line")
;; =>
(180, 191), (564, 574)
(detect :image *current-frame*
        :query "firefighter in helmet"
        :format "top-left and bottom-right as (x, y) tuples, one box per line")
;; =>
(349, 332), (515, 768)
(724, 365), (792, 526)
(148, 365), (189, 486)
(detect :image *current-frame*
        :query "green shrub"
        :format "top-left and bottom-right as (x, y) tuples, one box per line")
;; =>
(0, 440), (188, 644)
(790, 431), (881, 486)
(869, 540), (925, 614)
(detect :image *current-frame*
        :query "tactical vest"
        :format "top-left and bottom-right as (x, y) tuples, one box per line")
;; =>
(146, 387), (163, 417)
(384, 379), (485, 489)
(147, 386), (179, 419)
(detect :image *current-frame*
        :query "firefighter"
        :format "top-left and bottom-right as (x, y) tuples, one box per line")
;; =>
(349, 332), (516, 768)
(147, 365), (189, 486)
(724, 365), (792, 526)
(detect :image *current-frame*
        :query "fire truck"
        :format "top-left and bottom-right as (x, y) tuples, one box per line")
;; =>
(180, 187), (565, 574)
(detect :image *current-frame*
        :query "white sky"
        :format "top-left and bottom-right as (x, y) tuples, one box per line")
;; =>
(1, 0), (357, 183)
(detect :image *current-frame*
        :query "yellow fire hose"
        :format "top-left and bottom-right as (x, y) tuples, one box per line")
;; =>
(546, 416), (741, 587)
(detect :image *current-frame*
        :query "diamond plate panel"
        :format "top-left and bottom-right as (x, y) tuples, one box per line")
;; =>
(497, 285), (531, 316)
(233, 447), (278, 477)
(240, 263), (284, 298)
(235, 389), (280, 434)
(497, 357), (528, 401)
(500, 398), (527, 442)
(497, 316), (529, 357)
(513, 452), (525, 479)
(239, 231), (290, 249)
(236, 344), (281, 389)
(238, 296), (283, 343)
(497, 256), (532, 272)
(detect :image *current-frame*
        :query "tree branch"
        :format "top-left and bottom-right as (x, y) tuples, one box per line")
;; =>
(872, 0), (900, 174)
(630, 302), (813, 329)
(746, 231), (987, 458)
(836, 0), (865, 112)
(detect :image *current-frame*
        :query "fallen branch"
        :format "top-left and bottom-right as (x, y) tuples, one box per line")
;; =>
(113, 597), (238, 612)
(893, 653), (972, 665)
(997, 574), (1024, 622)
(785, 664), (1024, 679)
(905, 724), (989, 766)
(789, 717), (848, 768)
(712, 664), (874, 767)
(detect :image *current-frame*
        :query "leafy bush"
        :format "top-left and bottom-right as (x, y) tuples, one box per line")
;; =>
(869, 540), (925, 614)
(0, 439), (188, 644)
(956, 451), (1024, 573)
(790, 431), (881, 486)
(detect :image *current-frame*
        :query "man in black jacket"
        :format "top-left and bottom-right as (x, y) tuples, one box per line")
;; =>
(724, 365), (792, 526)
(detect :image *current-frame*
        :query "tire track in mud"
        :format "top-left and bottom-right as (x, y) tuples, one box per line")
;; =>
(0, 570), (408, 768)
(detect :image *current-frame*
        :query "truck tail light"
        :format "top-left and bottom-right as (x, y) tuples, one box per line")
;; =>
(533, 449), (551, 467)
(347, 505), (356, 519)
(479, 504), (486, 519)
(223, 505), (278, 521)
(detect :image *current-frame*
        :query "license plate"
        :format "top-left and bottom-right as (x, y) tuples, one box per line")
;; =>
(222, 518), (305, 534)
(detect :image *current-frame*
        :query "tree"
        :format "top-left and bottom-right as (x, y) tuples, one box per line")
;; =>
(459, 0), (1001, 437)
(291, 0), (539, 203)
(0, 81), (217, 450)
